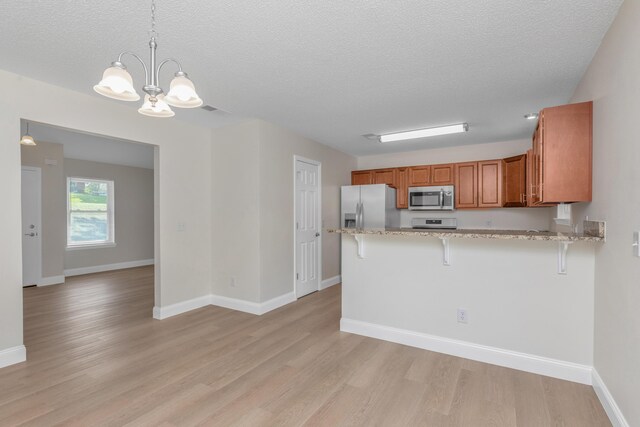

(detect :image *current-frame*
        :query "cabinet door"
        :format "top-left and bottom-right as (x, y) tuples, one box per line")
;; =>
(478, 160), (503, 208)
(351, 170), (373, 185)
(408, 165), (430, 186)
(526, 149), (535, 207)
(373, 168), (397, 188)
(395, 168), (408, 209)
(502, 154), (526, 207)
(455, 162), (478, 208)
(431, 164), (454, 185)
(531, 124), (543, 205)
(539, 101), (592, 203)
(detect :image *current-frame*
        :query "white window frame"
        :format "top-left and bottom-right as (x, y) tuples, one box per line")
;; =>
(66, 177), (115, 249)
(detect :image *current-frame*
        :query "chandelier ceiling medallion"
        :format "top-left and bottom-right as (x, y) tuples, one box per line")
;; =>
(93, 0), (202, 117)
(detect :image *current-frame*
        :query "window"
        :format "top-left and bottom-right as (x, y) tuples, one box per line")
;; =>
(67, 177), (114, 247)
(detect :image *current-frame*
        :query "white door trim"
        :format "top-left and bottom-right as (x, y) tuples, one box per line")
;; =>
(21, 166), (42, 287)
(293, 155), (322, 299)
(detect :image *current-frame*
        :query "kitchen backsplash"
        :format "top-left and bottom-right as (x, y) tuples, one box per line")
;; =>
(400, 206), (554, 230)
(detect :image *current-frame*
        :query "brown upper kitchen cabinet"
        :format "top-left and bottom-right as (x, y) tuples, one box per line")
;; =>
(502, 154), (527, 207)
(478, 160), (503, 208)
(531, 101), (593, 204)
(373, 168), (397, 188)
(430, 164), (454, 185)
(454, 162), (478, 208)
(395, 167), (408, 209)
(351, 170), (373, 185)
(408, 165), (430, 186)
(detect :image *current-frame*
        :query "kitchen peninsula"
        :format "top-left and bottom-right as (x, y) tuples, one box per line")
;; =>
(330, 223), (604, 384)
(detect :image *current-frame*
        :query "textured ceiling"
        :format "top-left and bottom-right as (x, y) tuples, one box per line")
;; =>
(1, 1), (622, 156)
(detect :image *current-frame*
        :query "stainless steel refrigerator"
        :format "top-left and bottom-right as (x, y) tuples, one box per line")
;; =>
(341, 184), (400, 230)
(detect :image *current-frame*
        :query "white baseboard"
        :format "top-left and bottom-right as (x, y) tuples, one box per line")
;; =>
(211, 292), (296, 315)
(153, 295), (212, 320)
(211, 294), (262, 315)
(0, 345), (26, 369)
(592, 369), (630, 427)
(64, 259), (154, 277)
(320, 275), (341, 290)
(258, 292), (296, 314)
(154, 291), (296, 320)
(38, 275), (65, 286)
(340, 318), (593, 385)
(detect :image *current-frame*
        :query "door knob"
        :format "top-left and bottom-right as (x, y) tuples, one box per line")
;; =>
(24, 232), (35, 237)
(315, 232), (320, 237)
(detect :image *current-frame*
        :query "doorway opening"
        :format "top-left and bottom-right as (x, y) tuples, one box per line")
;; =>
(19, 119), (158, 313)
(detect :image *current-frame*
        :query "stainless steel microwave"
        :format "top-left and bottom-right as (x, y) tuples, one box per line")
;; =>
(408, 185), (455, 211)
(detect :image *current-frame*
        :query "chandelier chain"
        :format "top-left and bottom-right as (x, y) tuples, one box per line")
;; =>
(150, 0), (158, 38)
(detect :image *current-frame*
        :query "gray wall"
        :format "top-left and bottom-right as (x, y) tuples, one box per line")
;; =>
(64, 158), (154, 271)
(570, 0), (640, 424)
(20, 141), (65, 280)
(19, 144), (154, 278)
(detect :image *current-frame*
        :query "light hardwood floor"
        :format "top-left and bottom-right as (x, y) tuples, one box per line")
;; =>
(0, 266), (610, 426)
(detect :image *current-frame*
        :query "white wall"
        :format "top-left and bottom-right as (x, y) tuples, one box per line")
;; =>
(210, 119), (356, 303)
(64, 159), (154, 271)
(570, 0), (640, 424)
(342, 234), (595, 368)
(357, 138), (532, 169)
(0, 69), (212, 355)
(211, 120), (262, 303)
(258, 120), (357, 301)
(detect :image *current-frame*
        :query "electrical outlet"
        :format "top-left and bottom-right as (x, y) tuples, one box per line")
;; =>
(457, 308), (468, 324)
(486, 220), (492, 228)
(230, 277), (236, 287)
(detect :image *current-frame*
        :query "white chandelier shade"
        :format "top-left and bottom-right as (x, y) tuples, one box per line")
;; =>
(138, 94), (175, 118)
(93, 66), (140, 101)
(20, 122), (37, 146)
(165, 75), (203, 108)
(20, 135), (36, 146)
(93, 0), (202, 118)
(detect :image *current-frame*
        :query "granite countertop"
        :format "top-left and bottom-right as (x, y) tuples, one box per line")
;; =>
(327, 227), (604, 242)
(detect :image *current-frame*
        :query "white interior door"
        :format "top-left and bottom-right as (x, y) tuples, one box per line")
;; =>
(21, 167), (42, 286)
(295, 158), (321, 298)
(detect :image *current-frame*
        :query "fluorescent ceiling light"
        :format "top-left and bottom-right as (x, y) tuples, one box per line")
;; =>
(379, 123), (468, 143)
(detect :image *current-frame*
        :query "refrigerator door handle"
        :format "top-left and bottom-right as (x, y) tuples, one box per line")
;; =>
(360, 202), (364, 229)
(354, 203), (359, 229)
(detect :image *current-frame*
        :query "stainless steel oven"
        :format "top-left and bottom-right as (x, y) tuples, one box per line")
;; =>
(408, 185), (455, 211)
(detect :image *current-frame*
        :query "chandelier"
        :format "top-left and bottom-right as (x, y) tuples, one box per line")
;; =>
(93, 0), (202, 117)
